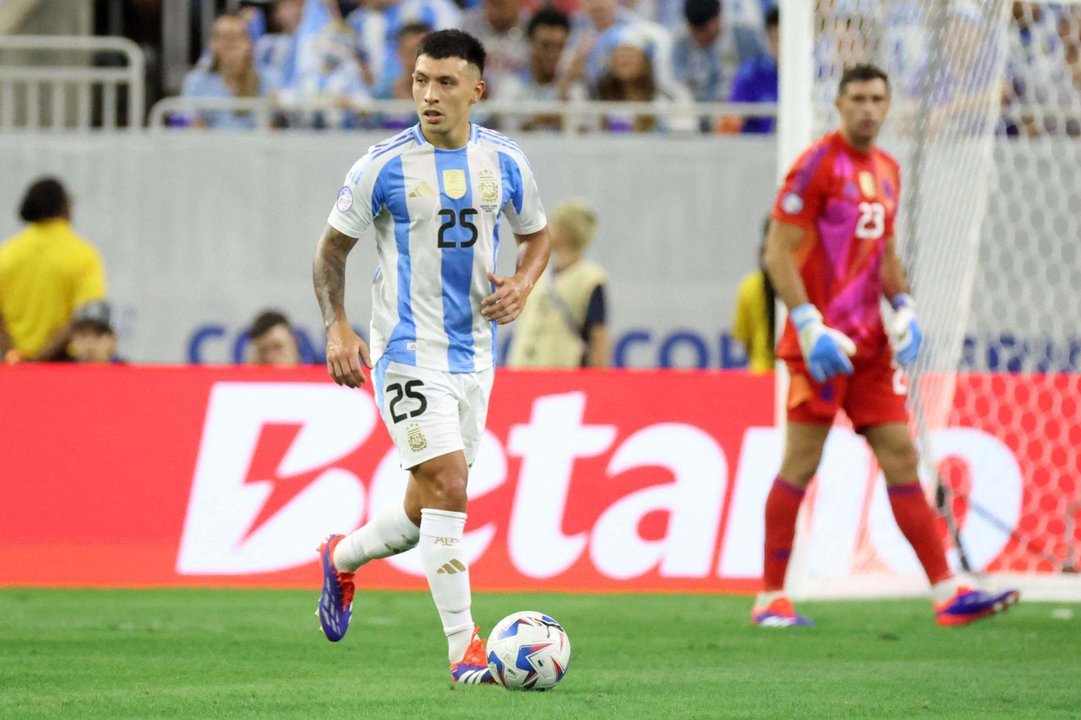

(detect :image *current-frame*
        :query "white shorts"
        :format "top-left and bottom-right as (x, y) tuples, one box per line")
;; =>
(373, 358), (494, 470)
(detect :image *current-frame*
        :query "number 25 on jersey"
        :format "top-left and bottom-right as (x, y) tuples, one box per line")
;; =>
(856, 201), (885, 240)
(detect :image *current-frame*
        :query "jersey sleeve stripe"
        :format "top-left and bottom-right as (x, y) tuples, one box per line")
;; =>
(497, 151), (525, 215)
(792, 143), (830, 195)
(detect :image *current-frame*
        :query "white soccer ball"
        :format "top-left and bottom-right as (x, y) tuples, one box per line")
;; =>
(485, 611), (571, 691)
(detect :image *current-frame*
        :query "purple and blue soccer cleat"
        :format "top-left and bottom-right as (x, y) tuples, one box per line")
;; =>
(935, 586), (1020, 626)
(752, 596), (816, 627)
(317, 534), (355, 642)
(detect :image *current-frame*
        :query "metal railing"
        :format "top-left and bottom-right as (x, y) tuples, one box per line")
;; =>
(0, 35), (145, 131)
(146, 96), (779, 135)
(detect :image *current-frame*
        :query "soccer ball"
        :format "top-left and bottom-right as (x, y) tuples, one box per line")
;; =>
(485, 611), (571, 691)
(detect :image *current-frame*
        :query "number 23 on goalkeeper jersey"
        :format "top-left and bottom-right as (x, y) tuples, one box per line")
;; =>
(327, 123), (547, 374)
(771, 130), (901, 361)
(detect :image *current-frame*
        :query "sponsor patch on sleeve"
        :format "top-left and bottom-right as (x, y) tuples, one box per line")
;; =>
(781, 192), (804, 214)
(336, 186), (353, 213)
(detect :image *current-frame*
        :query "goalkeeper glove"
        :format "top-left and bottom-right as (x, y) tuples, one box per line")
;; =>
(889, 293), (922, 368)
(790, 303), (857, 382)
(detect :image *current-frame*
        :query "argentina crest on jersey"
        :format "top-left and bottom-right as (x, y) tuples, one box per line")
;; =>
(476, 168), (500, 213)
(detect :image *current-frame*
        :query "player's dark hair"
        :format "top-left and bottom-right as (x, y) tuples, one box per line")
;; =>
(250, 309), (292, 340)
(684, 0), (720, 28)
(765, 6), (779, 29)
(416, 29), (486, 75)
(527, 7), (571, 38)
(838, 64), (890, 96)
(19, 177), (69, 222)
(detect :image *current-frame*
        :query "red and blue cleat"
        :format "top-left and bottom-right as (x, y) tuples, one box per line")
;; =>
(752, 596), (815, 627)
(935, 586), (1020, 626)
(317, 534), (355, 642)
(450, 627), (496, 685)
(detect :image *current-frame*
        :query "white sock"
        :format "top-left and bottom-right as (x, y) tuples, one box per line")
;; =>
(419, 508), (475, 663)
(932, 576), (961, 604)
(333, 502), (420, 573)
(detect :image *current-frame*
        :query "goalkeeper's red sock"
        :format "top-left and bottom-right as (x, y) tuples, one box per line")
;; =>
(763, 476), (806, 592)
(888, 481), (952, 585)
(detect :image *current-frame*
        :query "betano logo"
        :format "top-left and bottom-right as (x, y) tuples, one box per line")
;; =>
(176, 383), (374, 574)
(176, 385), (1024, 581)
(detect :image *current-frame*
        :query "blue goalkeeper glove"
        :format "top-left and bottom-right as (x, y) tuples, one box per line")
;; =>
(889, 293), (922, 367)
(790, 303), (856, 382)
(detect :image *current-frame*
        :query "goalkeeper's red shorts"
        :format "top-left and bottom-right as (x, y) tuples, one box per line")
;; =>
(785, 346), (909, 431)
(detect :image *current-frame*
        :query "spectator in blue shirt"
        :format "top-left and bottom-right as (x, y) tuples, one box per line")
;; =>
(180, 13), (268, 130)
(727, 5), (777, 134)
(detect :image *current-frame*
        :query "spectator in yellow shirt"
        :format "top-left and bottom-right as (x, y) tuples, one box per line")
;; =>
(0, 178), (107, 363)
(731, 231), (776, 373)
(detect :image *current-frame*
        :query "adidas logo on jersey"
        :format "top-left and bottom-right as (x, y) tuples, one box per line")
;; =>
(408, 181), (437, 198)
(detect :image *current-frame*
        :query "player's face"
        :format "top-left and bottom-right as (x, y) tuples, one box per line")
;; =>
(413, 54), (485, 149)
(836, 78), (891, 147)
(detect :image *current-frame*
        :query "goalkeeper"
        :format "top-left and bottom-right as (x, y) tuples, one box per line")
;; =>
(753, 64), (1019, 628)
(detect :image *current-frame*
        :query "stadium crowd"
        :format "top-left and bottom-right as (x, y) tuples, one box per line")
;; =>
(167, 0), (1081, 137)
(174, 0), (778, 131)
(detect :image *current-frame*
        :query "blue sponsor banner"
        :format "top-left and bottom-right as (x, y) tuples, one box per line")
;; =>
(186, 322), (1081, 371)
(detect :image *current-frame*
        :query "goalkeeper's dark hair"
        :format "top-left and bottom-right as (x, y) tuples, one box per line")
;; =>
(417, 29), (486, 75)
(19, 177), (69, 223)
(838, 64), (890, 96)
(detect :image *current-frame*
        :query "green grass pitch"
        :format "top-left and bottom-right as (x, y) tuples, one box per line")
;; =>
(2, 588), (1078, 719)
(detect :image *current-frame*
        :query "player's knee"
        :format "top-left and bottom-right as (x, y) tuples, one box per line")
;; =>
(880, 442), (919, 479)
(778, 456), (818, 486)
(413, 463), (469, 510)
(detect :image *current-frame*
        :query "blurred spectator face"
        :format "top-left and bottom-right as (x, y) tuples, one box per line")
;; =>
(610, 45), (648, 83)
(583, 0), (618, 29)
(690, 16), (720, 48)
(70, 325), (117, 364)
(550, 220), (575, 255)
(836, 77), (890, 145)
(274, 0), (304, 34)
(766, 21), (779, 60)
(1059, 10), (1081, 49)
(251, 322), (301, 365)
(210, 16), (253, 72)
(1012, 2), (1040, 24)
(530, 23), (569, 81)
(484, 0), (522, 32)
(398, 28), (428, 68)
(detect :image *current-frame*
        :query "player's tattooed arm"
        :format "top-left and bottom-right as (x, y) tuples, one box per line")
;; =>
(314, 225), (358, 328)
(313, 224), (370, 387)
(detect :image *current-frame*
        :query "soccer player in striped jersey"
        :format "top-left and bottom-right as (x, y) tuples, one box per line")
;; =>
(754, 64), (1019, 628)
(312, 29), (550, 684)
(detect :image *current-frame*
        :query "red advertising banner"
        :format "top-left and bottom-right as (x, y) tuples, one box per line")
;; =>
(0, 366), (1076, 590)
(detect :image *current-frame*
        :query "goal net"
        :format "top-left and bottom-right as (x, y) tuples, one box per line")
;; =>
(783, 0), (1081, 599)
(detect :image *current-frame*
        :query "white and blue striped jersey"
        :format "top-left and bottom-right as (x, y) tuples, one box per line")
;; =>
(327, 123), (546, 374)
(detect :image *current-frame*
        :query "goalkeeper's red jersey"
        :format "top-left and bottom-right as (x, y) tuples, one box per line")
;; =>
(771, 131), (901, 362)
